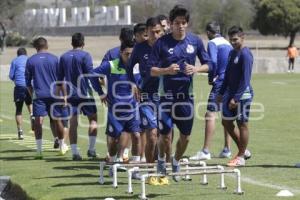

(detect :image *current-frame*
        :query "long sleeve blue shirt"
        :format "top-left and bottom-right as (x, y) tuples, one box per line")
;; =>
(9, 55), (28, 87)
(207, 35), (232, 85)
(219, 47), (253, 101)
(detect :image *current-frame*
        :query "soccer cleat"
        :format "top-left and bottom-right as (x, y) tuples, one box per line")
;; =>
(244, 149), (251, 160)
(146, 177), (160, 186)
(53, 138), (59, 149)
(87, 150), (98, 158)
(34, 152), (43, 160)
(171, 158), (181, 182)
(157, 159), (166, 175)
(227, 156), (245, 167)
(219, 148), (232, 158)
(158, 177), (169, 185)
(72, 154), (83, 161)
(132, 171), (141, 180)
(30, 115), (35, 131)
(190, 150), (211, 160)
(59, 145), (69, 156)
(18, 130), (24, 140)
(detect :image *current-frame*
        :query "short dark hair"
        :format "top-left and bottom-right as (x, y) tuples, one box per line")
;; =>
(228, 26), (244, 36)
(17, 47), (27, 56)
(72, 32), (84, 48)
(157, 14), (168, 22)
(206, 21), (220, 34)
(133, 23), (147, 35)
(169, 5), (190, 23)
(146, 17), (162, 28)
(33, 37), (48, 51)
(119, 27), (134, 43)
(120, 40), (135, 51)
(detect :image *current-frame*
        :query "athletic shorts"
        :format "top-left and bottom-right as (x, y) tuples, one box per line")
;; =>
(139, 99), (158, 130)
(158, 97), (194, 135)
(221, 95), (252, 123)
(14, 86), (32, 104)
(33, 98), (68, 119)
(207, 84), (222, 112)
(106, 110), (141, 138)
(68, 98), (97, 116)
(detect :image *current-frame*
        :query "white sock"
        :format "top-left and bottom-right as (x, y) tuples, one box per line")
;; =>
(36, 139), (42, 153)
(158, 154), (166, 162)
(88, 136), (96, 151)
(59, 139), (64, 149)
(71, 144), (79, 155)
(123, 148), (129, 156)
(172, 157), (179, 166)
(131, 156), (140, 162)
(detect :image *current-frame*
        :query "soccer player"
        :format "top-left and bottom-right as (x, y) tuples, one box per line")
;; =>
(9, 48), (34, 139)
(100, 28), (135, 161)
(127, 17), (164, 163)
(150, 5), (212, 181)
(133, 23), (148, 43)
(25, 37), (66, 159)
(217, 26), (253, 167)
(157, 14), (170, 34)
(287, 44), (298, 73)
(92, 41), (141, 166)
(190, 21), (233, 160)
(58, 33), (98, 161)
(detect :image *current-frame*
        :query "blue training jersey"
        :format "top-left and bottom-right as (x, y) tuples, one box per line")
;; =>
(127, 41), (159, 94)
(25, 52), (59, 99)
(219, 47), (253, 101)
(58, 49), (95, 99)
(101, 46), (120, 64)
(207, 35), (232, 85)
(9, 55), (28, 87)
(149, 32), (212, 96)
(92, 58), (136, 107)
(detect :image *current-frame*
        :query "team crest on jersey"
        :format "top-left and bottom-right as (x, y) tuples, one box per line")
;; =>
(168, 48), (174, 54)
(142, 118), (148, 126)
(186, 44), (195, 54)
(143, 54), (148, 60)
(109, 125), (114, 133)
(234, 56), (239, 64)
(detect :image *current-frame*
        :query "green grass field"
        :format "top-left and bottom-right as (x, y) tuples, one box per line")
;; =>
(1, 74), (300, 200)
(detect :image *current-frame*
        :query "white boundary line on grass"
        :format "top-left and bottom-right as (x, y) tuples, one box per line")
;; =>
(227, 174), (300, 194)
(0, 114), (106, 144)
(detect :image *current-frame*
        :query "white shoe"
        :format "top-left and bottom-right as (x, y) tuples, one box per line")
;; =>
(59, 144), (69, 156)
(190, 150), (211, 160)
(227, 156), (245, 167)
(140, 157), (146, 163)
(219, 148), (232, 158)
(244, 149), (251, 160)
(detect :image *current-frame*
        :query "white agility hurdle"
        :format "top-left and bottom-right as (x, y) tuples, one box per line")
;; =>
(127, 165), (226, 194)
(99, 159), (207, 188)
(139, 168), (243, 200)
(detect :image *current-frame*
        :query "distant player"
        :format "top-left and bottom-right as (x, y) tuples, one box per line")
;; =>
(92, 41), (141, 168)
(25, 37), (66, 159)
(9, 47), (34, 139)
(128, 17), (164, 162)
(190, 21), (233, 160)
(287, 44), (298, 73)
(133, 23), (148, 43)
(150, 5), (212, 181)
(217, 26), (253, 167)
(157, 14), (170, 34)
(58, 33), (98, 161)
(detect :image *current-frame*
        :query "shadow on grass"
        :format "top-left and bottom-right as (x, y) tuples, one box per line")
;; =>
(0, 149), (34, 153)
(0, 156), (35, 161)
(245, 164), (297, 168)
(52, 181), (127, 187)
(53, 165), (99, 170)
(35, 173), (98, 179)
(61, 193), (168, 200)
